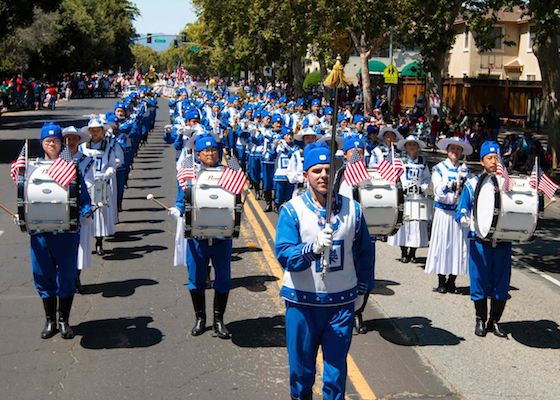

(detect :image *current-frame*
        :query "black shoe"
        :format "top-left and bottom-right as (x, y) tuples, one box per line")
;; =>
(75, 272), (83, 294)
(213, 291), (231, 339)
(264, 202), (273, 212)
(95, 237), (105, 256)
(41, 297), (58, 339)
(409, 249), (417, 263)
(436, 275), (447, 293)
(446, 275), (457, 294)
(354, 313), (367, 334)
(487, 320), (508, 338)
(474, 318), (486, 337)
(58, 296), (75, 339)
(190, 291), (206, 336)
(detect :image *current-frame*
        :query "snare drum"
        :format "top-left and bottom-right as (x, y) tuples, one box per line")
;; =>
(92, 176), (109, 206)
(184, 168), (242, 238)
(404, 194), (434, 221)
(354, 170), (404, 236)
(474, 173), (540, 242)
(17, 159), (79, 233)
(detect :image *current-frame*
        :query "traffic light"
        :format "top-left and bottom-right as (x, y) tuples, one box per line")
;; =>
(147, 33), (152, 44)
(173, 39), (178, 48)
(181, 33), (187, 42)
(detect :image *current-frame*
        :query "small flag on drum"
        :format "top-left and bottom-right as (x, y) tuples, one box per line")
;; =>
(393, 157), (405, 177)
(218, 156), (246, 195)
(496, 159), (512, 192)
(377, 159), (399, 183)
(47, 147), (76, 188)
(344, 149), (369, 186)
(177, 152), (195, 189)
(530, 162), (558, 199)
(10, 145), (26, 183)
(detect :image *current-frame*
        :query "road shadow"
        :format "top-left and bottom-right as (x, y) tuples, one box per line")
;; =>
(231, 275), (279, 292)
(514, 217), (560, 273)
(74, 316), (163, 349)
(231, 245), (263, 261)
(106, 229), (165, 243)
(125, 185), (161, 190)
(229, 315), (286, 348)
(128, 176), (160, 181)
(124, 195), (167, 201)
(371, 279), (399, 296)
(81, 278), (158, 297)
(119, 219), (165, 225)
(365, 316), (464, 346)
(499, 320), (560, 349)
(453, 286), (518, 298)
(102, 244), (168, 261)
(123, 207), (163, 213)
(132, 167), (163, 171)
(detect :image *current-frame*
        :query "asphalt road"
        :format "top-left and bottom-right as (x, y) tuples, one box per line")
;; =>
(0, 97), (558, 400)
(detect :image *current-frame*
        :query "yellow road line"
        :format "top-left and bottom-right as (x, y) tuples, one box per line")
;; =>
(244, 193), (378, 400)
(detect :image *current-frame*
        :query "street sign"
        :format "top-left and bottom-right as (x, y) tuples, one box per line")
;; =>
(154, 39), (166, 43)
(384, 64), (399, 84)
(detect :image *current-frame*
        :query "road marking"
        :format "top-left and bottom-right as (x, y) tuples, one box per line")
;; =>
(0, 230), (4, 237)
(513, 256), (560, 288)
(245, 193), (378, 400)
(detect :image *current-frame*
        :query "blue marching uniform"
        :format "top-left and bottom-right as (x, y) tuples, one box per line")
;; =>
(275, 191), (374, 399)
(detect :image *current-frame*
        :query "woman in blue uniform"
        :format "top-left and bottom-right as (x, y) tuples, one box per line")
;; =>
(25, 123), (92, 339)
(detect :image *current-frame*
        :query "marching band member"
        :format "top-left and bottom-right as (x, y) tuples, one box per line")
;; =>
(247, 110), (265, 199)
(286, 127), (319, 198)
(425, 137), (472, 293)
(261, 114), (281, 211)
(169, 135), (233, 340)
(273, 128), (298, 210)
(28, 123), (92, 339)
(275, 142), (374, 400)
(368, 126), (403, 167)
(62, 126), (94, 293)
(389, 135), (431, 263)
(79, 117), (118, 255)
(455, 141), (511, 338)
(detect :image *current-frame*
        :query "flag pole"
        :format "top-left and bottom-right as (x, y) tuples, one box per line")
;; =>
(320, 55), (349, 278)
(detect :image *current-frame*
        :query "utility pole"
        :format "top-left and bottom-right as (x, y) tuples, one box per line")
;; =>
(388, 26), (394, 119)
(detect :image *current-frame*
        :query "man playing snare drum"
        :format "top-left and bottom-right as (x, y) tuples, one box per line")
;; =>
(455, 141), (511, 338)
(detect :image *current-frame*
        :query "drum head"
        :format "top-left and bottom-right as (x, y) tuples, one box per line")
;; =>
(474, 174), (498, 239)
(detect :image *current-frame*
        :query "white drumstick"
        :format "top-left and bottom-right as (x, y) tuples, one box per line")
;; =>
(146, 194), (170, 211)
(544, 197), (556, 210)
(0, 202), (17, 218)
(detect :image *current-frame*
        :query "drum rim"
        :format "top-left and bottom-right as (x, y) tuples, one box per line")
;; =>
(474, 172), (500, 240)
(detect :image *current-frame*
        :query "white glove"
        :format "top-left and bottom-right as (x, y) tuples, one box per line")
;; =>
(459, 216), (470, 228)
(168, 207), (181, 220)
(312, 226), (333, 255)
(104, 167), (115, 178)
(297, 175), (304, 184)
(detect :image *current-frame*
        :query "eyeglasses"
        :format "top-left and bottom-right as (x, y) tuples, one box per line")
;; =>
(42, 138), (60, 145)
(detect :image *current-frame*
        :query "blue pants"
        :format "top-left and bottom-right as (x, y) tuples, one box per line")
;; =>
(248, 155), (262, 185)
(285, 301), (354, 400)
(236, 145), (246, 170)
(224, 127), (236, 150)
(274, 180), (294, 206)
(116, 167), (127, 208)
(261, 162), (275, 191)
(469, 240), (512, 301)
(30, 233), (79, 299)
(186, 238), (233, 292)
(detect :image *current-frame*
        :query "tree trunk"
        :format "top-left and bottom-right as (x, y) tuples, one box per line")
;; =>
(318, 54), (328, 104)
(360, 51), (373, 115)
(534, 34), (560, 170)
(293, 54), (304, 97)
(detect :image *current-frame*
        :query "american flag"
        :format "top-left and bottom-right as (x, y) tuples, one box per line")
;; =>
(529, 161), (558, 199)
(377, 158), (399, 183)
(10, 145), (26, 183)
(177, 152), (196, 189)
(47, 147), (77, 188)
(218, 156), (246, 195)
(344, 149), (370, 186)
(496, 157), (512, 192)
(393, 157), (405, 177)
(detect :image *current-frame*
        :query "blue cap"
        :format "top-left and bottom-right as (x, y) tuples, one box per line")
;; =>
(311, 98), (320, 107)
(40, 122), (63, 142)
(184, 109), (199, 121)
(338, 114), (349, 123)
(195, 135), (218, 152)
(324, 107), (333, 116)
(480, 141), (500, 160)
(271, 114), (283, 124)
(303, 142), (331, 171)
(105, 112), (118, 125)
(279, 96), (287, 103)
(354, 115), (364, 124)
(366, 124), (380, 136)
(343, 137), (365, 152)
(114, 102), (126, 111)
(296, 98), (305, 107)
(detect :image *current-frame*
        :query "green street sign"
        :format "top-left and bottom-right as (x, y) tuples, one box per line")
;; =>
(154, 39), (166, 43)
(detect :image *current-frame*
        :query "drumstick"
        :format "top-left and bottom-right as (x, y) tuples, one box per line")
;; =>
(0, 202), (17, 218)
(544, 197), (556, 210)
(146, 194), (170, 211)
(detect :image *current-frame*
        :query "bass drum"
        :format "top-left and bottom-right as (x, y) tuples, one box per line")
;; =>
(354, 170), (404, 237)
(184, 168), (242, 239)
(17, 159), (79, 233)
(474, 173), (540, 242)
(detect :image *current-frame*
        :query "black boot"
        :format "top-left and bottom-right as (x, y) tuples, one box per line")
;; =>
(75, 270), (83, 294)
(264, 191), (273, 212)
(488, 300), (508, 338)
(190, 291), (206, 336)
(400, 246), (409, 263)
(354, 293), (369, 334)
(41, 297), (58, 339)
(409, 248), (417, 263)
(436, 274), (447, 293)
(58, 296), (75, 339)
(95, 237), (104, 256)
(474, 299), (488, 337)
(213, 291), (231, 339)
(446, 274), (457, 294)
(291, 393), (313, 400)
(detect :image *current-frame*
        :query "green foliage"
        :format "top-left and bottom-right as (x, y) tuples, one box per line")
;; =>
(303, 71), (322, 89)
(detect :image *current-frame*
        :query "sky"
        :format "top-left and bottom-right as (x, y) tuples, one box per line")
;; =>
(131, 0), (197, 35)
